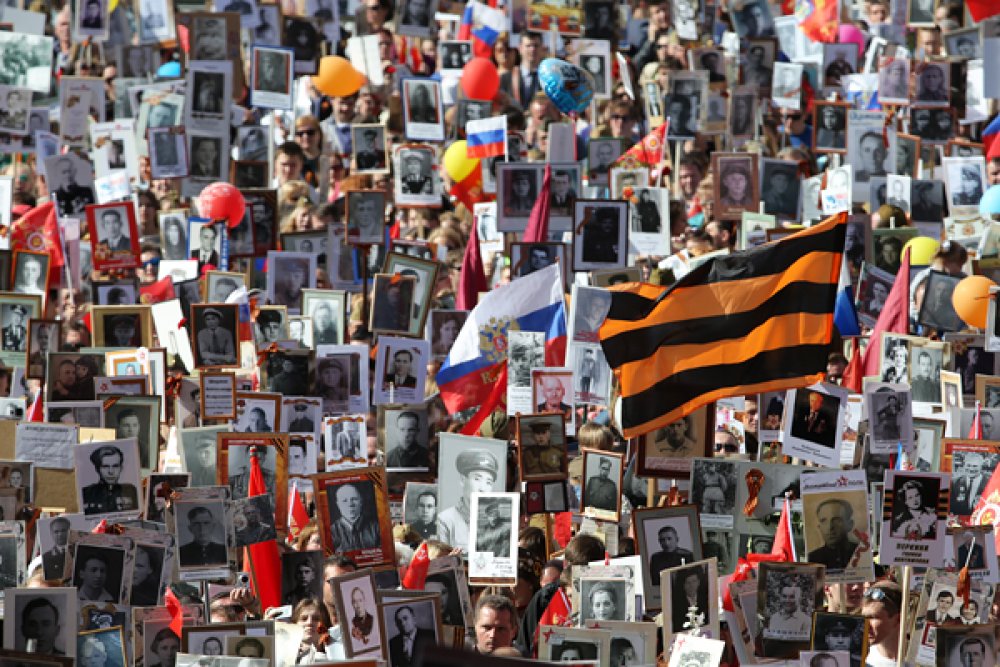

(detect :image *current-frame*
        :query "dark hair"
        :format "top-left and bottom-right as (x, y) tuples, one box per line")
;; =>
(89, 445), (124, 470)
(563, 533), (605, 566)
(275, 141), (306, 161)
(21, 597), (60, 628)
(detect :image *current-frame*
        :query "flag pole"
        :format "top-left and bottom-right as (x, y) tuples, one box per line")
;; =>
(896, 565), (911, 667)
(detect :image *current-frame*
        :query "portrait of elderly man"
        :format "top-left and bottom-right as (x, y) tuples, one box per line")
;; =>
(327, 482), (381, 551)
(179, 505), (228, 566)
(806, 498), (860, 571)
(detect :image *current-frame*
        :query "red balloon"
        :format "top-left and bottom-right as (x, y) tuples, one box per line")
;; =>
(198, 182), (246, 228)
(461, 57), (500, 101)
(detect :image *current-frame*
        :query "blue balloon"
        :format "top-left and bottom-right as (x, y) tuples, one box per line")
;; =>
(157, 61), (182, 79)
(538, 58), (595, 115)
(981, 184), (1000, 217)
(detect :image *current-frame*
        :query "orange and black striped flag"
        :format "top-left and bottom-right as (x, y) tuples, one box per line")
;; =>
(599, 213), (847, 439)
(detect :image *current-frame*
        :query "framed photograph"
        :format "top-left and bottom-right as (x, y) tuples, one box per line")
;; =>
(402, 78), (444, 142)
(637, 406), (713, 478)
(71, 538), (132, 605)
(179, 622), (245, 653)
(282, 17), (319, 74)
(436, 433), (507, 550)
(800, 469), (873, 583)
(199, 371), (236, 421)
(394, 145), (439, 207)
(759, 159), (801, 221)
(427, 309), (467, 360)
(822, 43), (857, 88)
(372, 336), (429, 405)
(906, 0), (935, 26)
(300, 289), (345, 346)
(383, 253), (438, 338)
(771, 61), (803, 110)
(45, 351), (104, 402)
(572, 199), (628, 272)
(231, 160), (267, 188)
(665, 71), (708, 139)
(911, 106), (955, 144)
(438, 41), (472, 73)
(515, 413), (568, 482)
(313, 468), (394, 567)
(877, 56), (910, 105)
(148, 126), (187, 179)
(351, 124), (389, 174)
(266, 251), (316, 314)
(468, 492), (519, 585)
(3, 588), (78, 657)
(729, 87), (757, 142)
(586, 138), (622, 187)
(661, 558), (719, 648)
(913, 61), (950, 107)
(91, 305), (153, 348)
(250, 45), (293, 110)
(204, 271), (246, 304)
(103, 396), (161, 471)
(537, 625), (611, 663)
(497, 163), (541, 231)
(0, 293), (40, 369)
(782, 383), (848, 467)
(261, 348), (313, 396)
(454, 99), (492, 140)
(403, 482), (438, 541)
(880, 470), (949, 567)
(945, 26), (981, 59)
(942, 439), (1000, 517)
(509, 243), (567, 288)
(810, 613), (869, 666)
(329, 568), (385, 658)
(633, 505), (703, 610)
(575, 42), (612, 99)
(217, 432), (288, 511)
(713, 152), (759, 220)
(867, 227), (918, 276)
(380, 405), (429, 472)
(74, 439), (142, 517)
(580, 448), (623, 521)
(191, 304), (239, 368)
(917, 270), (963, 332)
(756, 561), (824, 646)
(813, 101), (849, 153)
(935, 625), (995, 667)
(910, 179), (946, 223)
(86, 203), (140, 271)
(25, 319), (60, 380)
(344, 190), (387, 247)
(942, 156), (986, 217)
(379, 593), (441, 665)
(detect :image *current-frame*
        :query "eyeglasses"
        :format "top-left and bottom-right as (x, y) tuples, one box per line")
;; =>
(296, 129), (317, 137)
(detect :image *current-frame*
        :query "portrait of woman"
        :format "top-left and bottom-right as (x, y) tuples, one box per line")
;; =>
(916, 64), (948, 104)
(130, 545), (162, 606)
(147, 628), (180, 667)
(890, 478), (937, 539)
(160, 216), (187, 261)
(431, 312), (464, 358)
(583, 581), (626, 622)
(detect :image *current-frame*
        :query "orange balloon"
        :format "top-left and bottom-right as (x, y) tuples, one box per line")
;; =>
(951, 275), (997, 330)
(314, 56), (367, 97)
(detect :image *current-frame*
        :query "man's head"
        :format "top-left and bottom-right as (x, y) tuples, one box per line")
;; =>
(456, 449), (498, 500)
(808, 391), (824, 412)
(416, 490), (436, 523)
(77, 554), (107, 592)
(396, 411), (420, 449)
(351, 586), (365, 616)
(394, 605), (416, 634)
(958, 637), (987, 667)
(934, 589), (954, 613)
(101, 210), (123, 237)
(116, 409), (141, 440)
(334, 483), (363, 522)
(50, 517), (70, 546)
(21, 598), (60, 650)
(540, 375), (565, 407)
(234, 638), (264, 658)
(816, 498), (854, 547)
(187, 506), (216, 545)
(859, 132), (886, 172)
(89, 445), (124, 484)
(475, 594), (518, 654)
(392, 350), (412, 378)
(780, 583), (801, 614)
(657, 525), (678, 552)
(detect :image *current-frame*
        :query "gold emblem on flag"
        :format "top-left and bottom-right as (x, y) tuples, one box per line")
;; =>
(479, 316), (519, 363)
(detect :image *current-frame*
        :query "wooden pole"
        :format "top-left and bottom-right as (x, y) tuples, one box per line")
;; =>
(896, 565), (911, 667)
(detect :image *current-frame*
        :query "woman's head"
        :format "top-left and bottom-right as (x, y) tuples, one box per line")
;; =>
(294, 115), (323, 156)
(588, 582), (618, 620)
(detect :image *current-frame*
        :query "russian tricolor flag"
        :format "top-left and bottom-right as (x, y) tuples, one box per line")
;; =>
(834, 255), (860, 337)
(466, 115), (507, 159)
(983, 115), (1000, 161)
(437, 263), (566, 414)
(458, 1), (506, 58)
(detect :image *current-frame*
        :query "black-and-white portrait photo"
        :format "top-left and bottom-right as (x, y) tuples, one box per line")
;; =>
(326, 479), (382, 552)
(715, 154), (757, 214)
(910, 179), (945, 222)
(472, 495), (513, 557)
(149, 128), (187, 179)
(949, 451), (999, 517)
(281, 551), (323, 607)
(935, 628), (996, 667)
(771, 62), (802, 108)
(588, 138), (622, 186)
(915, 62), (949, 106)
(918, 271), (963, 332)
(760, 569), (818, 642)
(910, 107), (954, 143)
(582, 451), (621, 515)
(788, 388), (839, 450)
(346, 190), (386, 244)
(946, 28), (981, 60)
(580, 52), (609, 97)
(500, 165), (539, 220)
(4, 589), (78, 657)
(667, 562), (711, 633)
(397, 0), (437, 35)
(189, 135), (222, 178)
(382, 600), (439, 667)
(45, 153), (96, 217)
(889, 475), (939, 540)
(237, 126), (268, 162)
(352, 125), (388, 173)
(878, 57), (910, 104)
(454, 99), (492, 139)
(192, 16), (228, 59)
(439, 41), (472, 71)
(176, 500), (229, 568)
(907, 0), (934, 25)
(761, 159), (801, 220)
(0, 87), (30, 137)
(232, 494), (277, 546)
(814, 102), (847, 152)
(944, 159), (986, 211)
(384, 408), (429, 470)
(267, 252), (315, 314)
(75, 441), (141, 516)
(576, 202), (626, 270)
(822, 43), (857, 87)
(731, 0), (773, 38)
(866, 386), (911, 451)
(12, 253), (48, 297)
(254, 48), (290, 94)
(395, 147), (437, 204)
(193, 305), (238, 367)
(402, 79), (444, 141)
(72, 544), (126, 603)
(403, 483), (438, 541)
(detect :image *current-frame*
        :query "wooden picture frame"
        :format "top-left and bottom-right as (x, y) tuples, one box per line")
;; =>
(636, 405), (714, 478)
(216, 432), (289, 529)
(632, 504), (704, 610)
(515, 412), (568, 482)
(579, 448), (624, 522)
(91, 305), (154, 348)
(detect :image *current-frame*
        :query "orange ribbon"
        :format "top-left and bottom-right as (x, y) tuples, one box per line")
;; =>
(743, 468), (765, 517)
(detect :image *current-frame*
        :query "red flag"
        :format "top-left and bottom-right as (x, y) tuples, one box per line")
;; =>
(842, 250), (911, 392)
(523, 163), (551, 244)
(164, 587), (184, 637)
(460, 363), (507, 436)
(10, 203), (66, 284)
(401, 542), (430, 589)
(139, 277), (176, 305)
(968, 0), (1000, 22)
(613, 123), (668, 170)
(91, 519), (108, 534)
(244, 450), (282, 611)
(796, 0), (839, 43)
(770, 496), (796, 562)
(456, 218), (488, 311)
(537, 588), (572, 634)
(287, 480), (310, 540)
(26, 391), (43, 423)
(970, 401), (984, 440)
(449, 164), (485, 211)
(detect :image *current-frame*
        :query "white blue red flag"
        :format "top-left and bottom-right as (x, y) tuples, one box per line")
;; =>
(458, 1), (506, 58)
(437, 263), (566, 414)
(466, 115), (507, 159)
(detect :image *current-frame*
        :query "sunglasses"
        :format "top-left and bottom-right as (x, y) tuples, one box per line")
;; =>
(610, 114), (628, 121)
(296, 129), (317, 137)
(864, 588), (892, 602)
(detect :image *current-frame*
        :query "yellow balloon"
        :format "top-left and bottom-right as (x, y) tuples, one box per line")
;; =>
(903, 236), (939, 266)
(443, 140), (479, 182)
(313, 56), (366, 98)
(109, 0), (118, 11)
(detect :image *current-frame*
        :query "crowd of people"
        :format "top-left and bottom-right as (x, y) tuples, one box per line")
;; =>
(0, 0), (998, 665)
